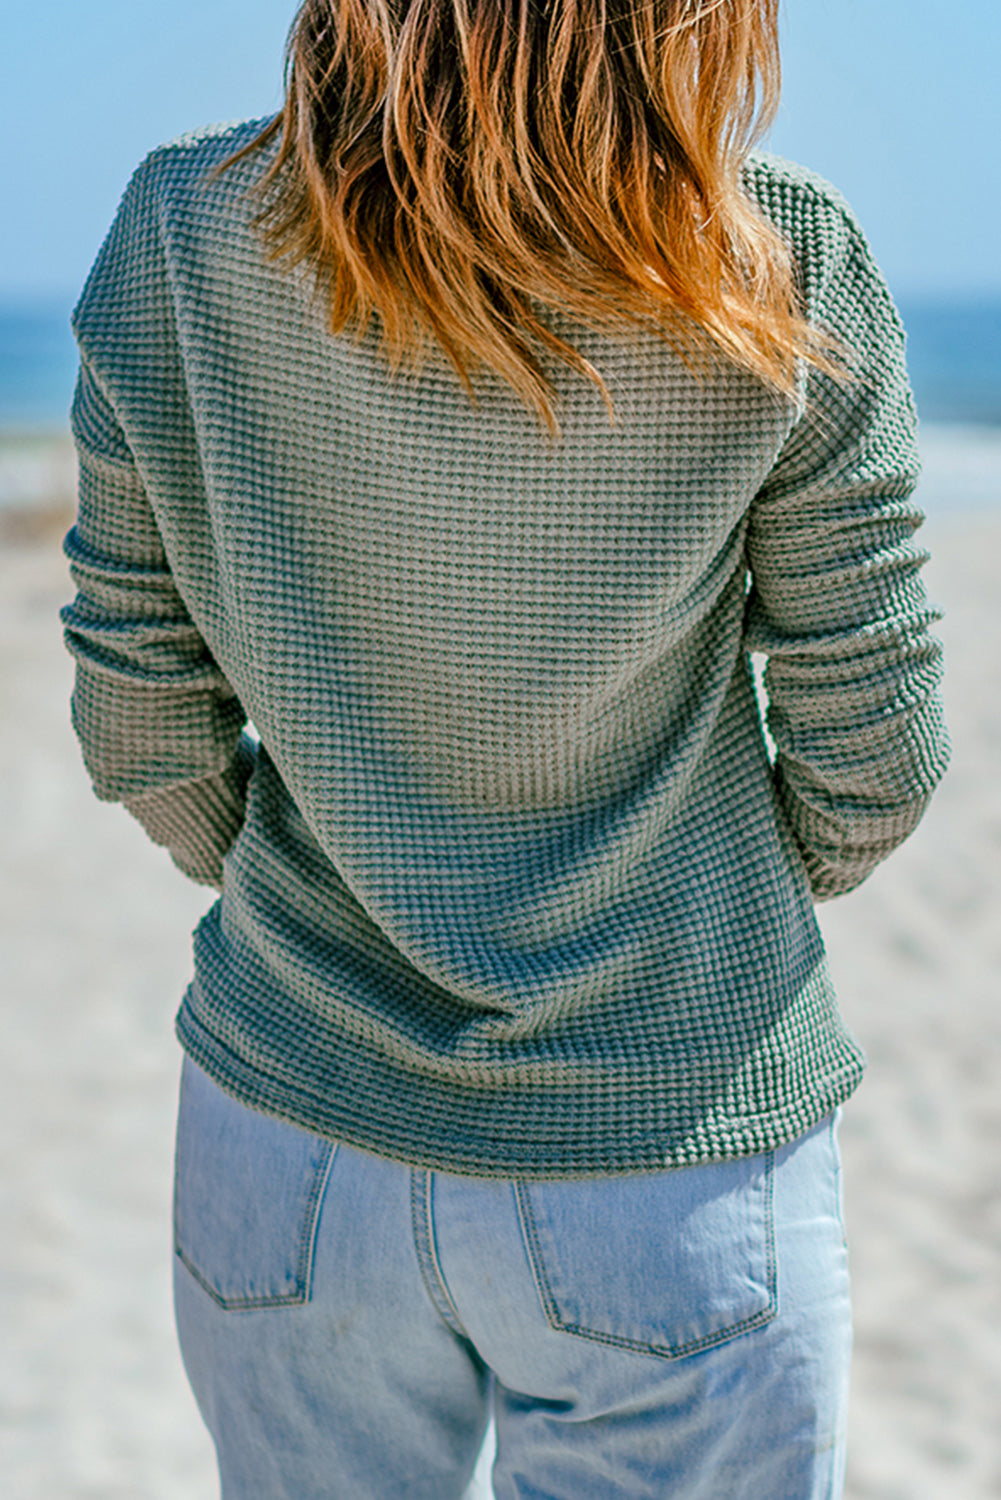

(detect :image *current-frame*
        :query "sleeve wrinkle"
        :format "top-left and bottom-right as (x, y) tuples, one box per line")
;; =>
(62, 344), (252, 885)
(745, 188), (950, 900)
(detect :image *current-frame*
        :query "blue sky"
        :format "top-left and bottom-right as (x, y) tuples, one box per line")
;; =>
(2, 0), (998, 302)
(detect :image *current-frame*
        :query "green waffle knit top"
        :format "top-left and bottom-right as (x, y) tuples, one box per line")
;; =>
(62, 119), (949, 1177)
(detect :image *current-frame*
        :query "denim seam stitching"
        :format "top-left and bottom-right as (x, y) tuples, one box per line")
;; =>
(409, 1169), (469, 1339)
(174, 1139), (337, 1312)
(514, 1153), (778, 1361)
(296, 1139), (339, 1300)
(829, 1111), (849, 1250)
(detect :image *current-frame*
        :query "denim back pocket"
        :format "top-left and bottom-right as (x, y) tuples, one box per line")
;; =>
(515, 1149), (776, 1359)
(173, 1058), (337, 1311)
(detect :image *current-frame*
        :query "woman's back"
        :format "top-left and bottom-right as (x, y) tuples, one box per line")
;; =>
(62, 121), (945, 1176)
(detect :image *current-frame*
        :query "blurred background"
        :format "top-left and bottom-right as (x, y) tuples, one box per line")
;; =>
(1, 3), (999, 1497)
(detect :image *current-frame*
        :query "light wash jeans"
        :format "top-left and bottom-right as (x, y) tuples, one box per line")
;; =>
(173, 1057), (851, 1499)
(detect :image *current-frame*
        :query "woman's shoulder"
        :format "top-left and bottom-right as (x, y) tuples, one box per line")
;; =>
(741, 150), (858, 233)
(125, 117), (278, 203)
(72, 119), (280, 356)
(741, 151), (886, 314)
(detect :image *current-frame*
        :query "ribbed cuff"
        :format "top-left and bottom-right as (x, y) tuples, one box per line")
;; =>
(123, 735), (257, 889)
(776, 772), (929, 902)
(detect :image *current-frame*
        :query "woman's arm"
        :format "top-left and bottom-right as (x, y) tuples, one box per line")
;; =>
(61, 356), (255, 889)
(745, 196), (950, 900)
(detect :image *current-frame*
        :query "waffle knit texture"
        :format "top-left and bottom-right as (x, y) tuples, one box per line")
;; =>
(61, 120), (950, 1178)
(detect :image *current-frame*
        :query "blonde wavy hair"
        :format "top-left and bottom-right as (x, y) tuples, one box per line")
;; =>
(224, 0), (834, 431)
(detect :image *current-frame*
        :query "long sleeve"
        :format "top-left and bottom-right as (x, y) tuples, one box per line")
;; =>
(61, 355), (255, 888)
(744, 191), (950, 901)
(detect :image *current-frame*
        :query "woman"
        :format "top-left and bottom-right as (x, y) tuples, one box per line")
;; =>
(61, 0), (949, 1494)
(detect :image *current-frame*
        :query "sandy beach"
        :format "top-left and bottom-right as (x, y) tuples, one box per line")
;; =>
(1, 443), (999, 1498)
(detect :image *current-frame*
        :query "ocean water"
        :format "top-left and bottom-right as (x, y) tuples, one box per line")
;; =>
(1, 297), (999, 513)
(897, 299), (1001, 428)
(0, 301), (79, 433)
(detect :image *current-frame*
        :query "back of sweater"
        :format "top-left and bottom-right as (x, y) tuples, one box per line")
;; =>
(62, 120), (949, 1176)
